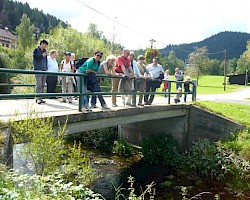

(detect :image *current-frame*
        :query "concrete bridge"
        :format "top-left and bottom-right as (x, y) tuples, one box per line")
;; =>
(0, 95), (246, 168)
(0, 97), (244, 149)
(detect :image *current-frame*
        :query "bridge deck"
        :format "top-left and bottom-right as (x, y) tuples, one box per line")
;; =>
(0, 96), (192, 124)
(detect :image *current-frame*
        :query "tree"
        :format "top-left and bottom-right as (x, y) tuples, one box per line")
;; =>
(236, 41), (250, 74)
(162, 51), (184, 73)
(227, 58), (237, 74)
(207, 59), (222, 75)
(145, 48), (161, 64)
(87, 23), (103, 39)
(15, 14), (35, 51)
(187, 47), (210, 85)
(0, 47), (12, 93)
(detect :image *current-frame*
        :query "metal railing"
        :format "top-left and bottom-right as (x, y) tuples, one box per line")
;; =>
(0, 68), (196, 111)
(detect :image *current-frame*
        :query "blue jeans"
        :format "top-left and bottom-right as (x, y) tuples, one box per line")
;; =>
(176, 80), (183, 89)
(90, 79), (106, 107)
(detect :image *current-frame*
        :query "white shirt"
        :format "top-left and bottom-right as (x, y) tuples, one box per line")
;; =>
(147, 63), (164, 78)
(47, 56), (58, 72)
(163, 73), (170, 80)
(61, 60), (72, 72)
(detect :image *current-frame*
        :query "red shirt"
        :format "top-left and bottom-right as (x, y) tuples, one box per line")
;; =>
(114, 55), (131, 73)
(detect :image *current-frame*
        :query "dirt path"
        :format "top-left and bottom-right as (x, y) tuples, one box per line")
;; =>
(196, 87), (250, 105)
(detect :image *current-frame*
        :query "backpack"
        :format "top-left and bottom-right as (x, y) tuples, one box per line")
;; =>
(74, 57), (88, 69)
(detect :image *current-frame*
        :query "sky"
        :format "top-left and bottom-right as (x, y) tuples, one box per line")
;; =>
(15, 0), (250, 50)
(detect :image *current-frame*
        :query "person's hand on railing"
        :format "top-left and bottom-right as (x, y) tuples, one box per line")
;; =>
(115, 73), (123, 76)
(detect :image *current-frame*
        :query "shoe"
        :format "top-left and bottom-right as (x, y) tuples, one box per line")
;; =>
(101, 104), (110, 111)
(88, 106), (92, 111)
(145, 102), (151, 105)
(126, 102), (135, 107)
(91, 104), (97, 108)
(36, 99), (42, 104)
(82, 107), (88, 113)
(138, 103), (144, 106)
(41, 99), (46, 103)
(60, 99), (67, 103)
(112, 104), (118, 107)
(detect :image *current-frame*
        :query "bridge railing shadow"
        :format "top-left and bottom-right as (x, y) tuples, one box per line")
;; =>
(0, 68), (196, 111)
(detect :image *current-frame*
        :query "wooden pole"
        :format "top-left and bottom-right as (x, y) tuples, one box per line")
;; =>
(149, 39), (156, 49)
(223, 49), (227, 91)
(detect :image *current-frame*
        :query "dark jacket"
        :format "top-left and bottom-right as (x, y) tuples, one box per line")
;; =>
(86, 72), (101, 92)
(33, 46), (48, 71)
(184, 81), (194, 92)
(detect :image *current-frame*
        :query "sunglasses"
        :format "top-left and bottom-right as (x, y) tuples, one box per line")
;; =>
(96, 54), (103, 58)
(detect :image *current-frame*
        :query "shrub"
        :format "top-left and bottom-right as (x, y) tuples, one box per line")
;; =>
(62, 141), (96, 185)
(78, 127), (118, 152)
(0, 164), (104, 200)
(0, 50), (12, 94)
(182, 139), (229, 180)
(142, 133), (180, 166)
(113, 138), (134, 157)
(12, 111), (66, 175)
(221, 129), (250, 161)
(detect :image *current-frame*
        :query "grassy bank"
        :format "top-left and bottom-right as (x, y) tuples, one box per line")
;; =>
(196, 101), (250, 127)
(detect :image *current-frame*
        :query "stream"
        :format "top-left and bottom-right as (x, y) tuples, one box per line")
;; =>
(13, 144), (241, 200)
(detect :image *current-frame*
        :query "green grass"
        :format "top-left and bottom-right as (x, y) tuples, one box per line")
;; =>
(157, 75), (248, 95)
(196, 101), (250, 127)
(194, 76), (247, 94)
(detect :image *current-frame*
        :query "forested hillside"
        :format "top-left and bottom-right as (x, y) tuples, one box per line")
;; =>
(160, 31), (250, 60)
(0, 0), (67, 34)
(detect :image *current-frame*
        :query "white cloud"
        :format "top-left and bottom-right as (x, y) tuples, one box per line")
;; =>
(15, 0), (250, 50)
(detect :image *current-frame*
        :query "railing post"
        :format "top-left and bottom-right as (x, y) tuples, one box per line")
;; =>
(7, 73), (11, 94)
(192, 83), (197, 101)
(78, 74), (83, 112)
(133, 78), (137, 106)
(168, 81), (171, 104)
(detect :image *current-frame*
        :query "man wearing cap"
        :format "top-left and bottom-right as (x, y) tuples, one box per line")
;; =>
(144, 56), (164, 105)
(60, 52), (74, 103)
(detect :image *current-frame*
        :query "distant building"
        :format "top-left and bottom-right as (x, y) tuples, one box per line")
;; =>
(0, 28), (17, 49)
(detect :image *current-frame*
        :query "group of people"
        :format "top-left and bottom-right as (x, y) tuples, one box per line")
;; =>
(33, 39), (77, 104)
(173, 67), (194, 103)
(32, 39), (193, 112)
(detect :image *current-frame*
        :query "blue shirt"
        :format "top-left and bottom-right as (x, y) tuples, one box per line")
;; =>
(131, 59), (142, 78)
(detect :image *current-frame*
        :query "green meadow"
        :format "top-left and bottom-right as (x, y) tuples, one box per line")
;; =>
(158, 75), (248, 95)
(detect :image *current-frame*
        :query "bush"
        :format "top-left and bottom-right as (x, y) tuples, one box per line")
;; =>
(113, 138), (134, 157)
(182, 139), (229, 180)
(0, 164), (104, 200)
(0, 50), (12, 94)
(77, 127), (118, 152)
(221, 129), (250, 161)
(142, 133), (180, 166)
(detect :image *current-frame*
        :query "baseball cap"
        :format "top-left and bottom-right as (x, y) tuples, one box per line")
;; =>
(65, 52), (71, 56)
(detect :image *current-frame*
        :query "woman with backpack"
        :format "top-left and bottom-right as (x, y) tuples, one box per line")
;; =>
(78, 50), (110, 113)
